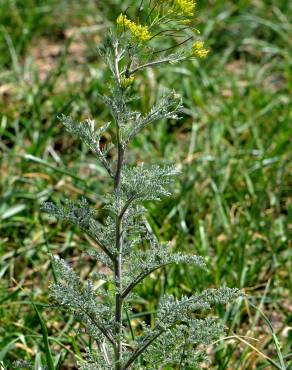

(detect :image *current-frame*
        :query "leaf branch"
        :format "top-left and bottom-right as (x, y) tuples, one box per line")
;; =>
(122, 262), (174, 299)
(126, 56), (186, 77)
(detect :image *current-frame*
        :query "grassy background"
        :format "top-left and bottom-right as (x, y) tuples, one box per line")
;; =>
(0, 0), (291, 368)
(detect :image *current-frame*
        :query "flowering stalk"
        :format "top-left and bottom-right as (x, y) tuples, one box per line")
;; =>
(41, 2), (240, 369)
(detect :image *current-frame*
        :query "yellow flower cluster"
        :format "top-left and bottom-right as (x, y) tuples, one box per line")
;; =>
(192, 40), (209, 58)
(120, 75), (135, 89)
(116, 14), (151, 43)
(171, 0), (196, 17)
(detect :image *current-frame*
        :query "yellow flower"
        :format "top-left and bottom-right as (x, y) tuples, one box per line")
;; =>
(116, 13), (151, 43)
(172, 0), (196, 17)
(192, 40), (209, 58)
(116, 14), (129, 27)
(120, 75), (135, 89)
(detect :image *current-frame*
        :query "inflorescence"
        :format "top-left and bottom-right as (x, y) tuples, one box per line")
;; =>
(116, 13), (151, 43)
(171, 0), (197, 17)
(116, 1), (208, 60)
(192, 40), (209, 58)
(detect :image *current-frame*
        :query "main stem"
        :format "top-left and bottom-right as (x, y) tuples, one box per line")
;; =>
(114, 216), (123, 370)
(114, 107), (124, 370)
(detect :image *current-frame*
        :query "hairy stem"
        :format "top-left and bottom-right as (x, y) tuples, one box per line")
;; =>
(114, 171), (124, 369)
(113, 47), (124, 369)
(114, 217), (123, 370)
(114, 41), (121, 85)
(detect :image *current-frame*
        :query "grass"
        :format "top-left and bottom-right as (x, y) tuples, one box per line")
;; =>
(0, 0), (291, 368)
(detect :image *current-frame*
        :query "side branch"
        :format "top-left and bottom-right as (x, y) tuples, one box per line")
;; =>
(79, 305), (116, 347)
(82, 224), (115, 262)
(121, 263), (172, 299)
(126, 56), (186, 77)
(122, 330), (163, 369)
(96, 149), (114, 179)
(41, 201), (115, 261)
(121, 288), (241, 369)
(122, 254), (206, 299)
(119, 195), (136, 221)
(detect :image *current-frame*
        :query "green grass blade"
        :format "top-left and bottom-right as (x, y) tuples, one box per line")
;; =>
(32, 303), (55, 370)
(248, 300), (287, 370)
(0, 338), (18, 361)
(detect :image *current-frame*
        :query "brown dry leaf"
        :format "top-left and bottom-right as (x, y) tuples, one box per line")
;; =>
(23, 172), (51, 180)
(225, 60), (245, 75)
(30, 32), (87, 82)
(217, 233), (228, 243)
(0, 83), (14, 96)
(15, 342), (35, 355)
(221, 89), (233, 97)
(252, 232), (269, 243)
(30, 39), (61, 80)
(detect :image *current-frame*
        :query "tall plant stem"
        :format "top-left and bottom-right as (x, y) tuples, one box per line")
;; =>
(113, 48), (124, 368)
(114, 212), (123, 370)
(114, 148), (124, 369)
